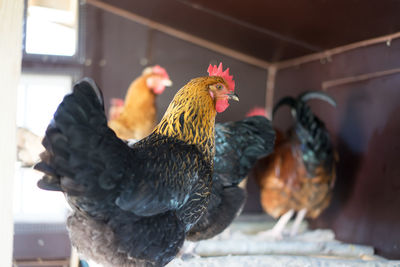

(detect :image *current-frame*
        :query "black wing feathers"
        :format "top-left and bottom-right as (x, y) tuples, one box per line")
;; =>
(186, 179), (246, 241)
(214, 115), (275, 186)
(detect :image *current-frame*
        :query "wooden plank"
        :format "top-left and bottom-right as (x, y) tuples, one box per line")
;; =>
(0, 0), (24, 266)
(276, 32), (400, 69)
(322, 68), (400, 90)
(13, 259), (70, 266)
(265, 66), (277, 118)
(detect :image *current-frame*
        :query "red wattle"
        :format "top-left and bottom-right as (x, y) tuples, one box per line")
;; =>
(153, 84), (165, 95)
(216, 98), (229, 113)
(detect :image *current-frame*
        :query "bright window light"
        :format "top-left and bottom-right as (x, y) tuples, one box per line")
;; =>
(13, 167), (71, 223)
(14, 73), (72, 223)
(25, 0), (78, 56)
(17, 73), (72, 135)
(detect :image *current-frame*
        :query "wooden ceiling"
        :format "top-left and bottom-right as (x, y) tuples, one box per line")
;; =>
(94, 0), (400, 62)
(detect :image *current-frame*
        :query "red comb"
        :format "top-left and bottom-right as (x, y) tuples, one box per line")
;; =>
(152, 65), (170, 79)
(111, 98), (124, 107)
(207, 62), (235, 92)
(246, 107), (268, 118)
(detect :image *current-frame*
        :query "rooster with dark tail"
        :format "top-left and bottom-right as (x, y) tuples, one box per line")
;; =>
(255, 91), (337, 239)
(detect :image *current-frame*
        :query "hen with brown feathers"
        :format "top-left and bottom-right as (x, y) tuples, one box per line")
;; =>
(254, 92), (337, 237)
(108, 65), (172, 140)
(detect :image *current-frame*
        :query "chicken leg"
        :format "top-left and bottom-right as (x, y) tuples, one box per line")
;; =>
(257, 209), (294, 240)
(290, 208), (307, 236)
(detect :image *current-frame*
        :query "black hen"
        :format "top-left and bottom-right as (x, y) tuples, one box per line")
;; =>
(34, 78), (219, 267)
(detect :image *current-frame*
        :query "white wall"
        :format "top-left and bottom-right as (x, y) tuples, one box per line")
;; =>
(0, 0), (24, 265)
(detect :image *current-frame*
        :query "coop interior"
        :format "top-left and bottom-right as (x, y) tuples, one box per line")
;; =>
(3, 0), (400, 266)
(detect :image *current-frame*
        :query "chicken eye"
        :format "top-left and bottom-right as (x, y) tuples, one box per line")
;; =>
(216, 84), (223, 90)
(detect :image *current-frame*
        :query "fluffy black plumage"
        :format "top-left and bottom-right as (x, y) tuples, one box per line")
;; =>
(186, 116), (275, 241)
(35, 79), (213, 267)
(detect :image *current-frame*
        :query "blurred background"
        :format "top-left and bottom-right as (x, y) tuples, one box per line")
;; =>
(11, 0), (400, 265)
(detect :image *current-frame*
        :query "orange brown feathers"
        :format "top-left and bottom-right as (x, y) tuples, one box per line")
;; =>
(256, 138), (335, 219)
(255, 91), (337, 224)
(108, 65), (172, 140)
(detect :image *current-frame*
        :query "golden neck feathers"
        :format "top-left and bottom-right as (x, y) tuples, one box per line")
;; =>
(153, 76), (223, 161)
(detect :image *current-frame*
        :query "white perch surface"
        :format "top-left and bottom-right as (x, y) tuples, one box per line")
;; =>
(192, 229), (374, 258)
(170, 255), (400, 267)
(84, 215), (400, 267)
(193, 239), (374, 258)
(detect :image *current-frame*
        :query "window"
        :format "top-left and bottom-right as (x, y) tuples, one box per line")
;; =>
(24, 0), (80, 57)
(14, 73), (72, 223)
(14, 1), (83, 260)
(17, 73), (72, 135)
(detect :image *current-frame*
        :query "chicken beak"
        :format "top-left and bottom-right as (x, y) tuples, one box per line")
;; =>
(162, 79), (173, 87)
(227, 92), (239, 102)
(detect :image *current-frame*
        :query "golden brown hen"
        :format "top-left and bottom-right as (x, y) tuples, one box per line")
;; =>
(254, 91), (337, 238)
(108, 65), (172, 140)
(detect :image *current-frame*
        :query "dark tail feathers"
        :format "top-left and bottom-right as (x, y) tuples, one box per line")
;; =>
(273, 91), (336, 175)
(34, 78), (108, 195)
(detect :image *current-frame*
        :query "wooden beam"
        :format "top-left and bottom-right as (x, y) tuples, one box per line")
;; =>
(13, 259), (70, 266)
(265, 66), (277, 119)
(85, 0), (400, 73)
(276, 32), (400, 69)
(0, 0), (24, 266)
(322, 68), (400, 90)
(86, 0), (271, 69)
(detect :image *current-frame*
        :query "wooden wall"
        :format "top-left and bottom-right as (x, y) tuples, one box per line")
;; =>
(272, 39), (400, 259)
(0, 0), (23, 266)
